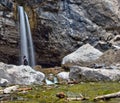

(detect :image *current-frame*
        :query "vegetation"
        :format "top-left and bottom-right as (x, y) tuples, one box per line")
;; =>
(15, 0), (27, 6)
(6, 82), (120, 103)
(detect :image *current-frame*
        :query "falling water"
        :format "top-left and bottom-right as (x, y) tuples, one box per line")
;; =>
(25, 12), (35, 67)
(18, 6), (35, 67)
(18, 6), (29, 65)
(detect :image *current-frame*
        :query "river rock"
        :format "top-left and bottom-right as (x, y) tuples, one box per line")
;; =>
(62, 44), (103, 66)
(3, 85), (19, 94)
(0, 62), (45, 85)
(69, 66), (120, 82)
(57, 72), (70, 81)
(0, 78), (9, 87)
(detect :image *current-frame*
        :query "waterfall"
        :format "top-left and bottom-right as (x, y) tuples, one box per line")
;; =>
(18, 6), (35, 67)
(19, 6), (29, 64)
(25, 12), (35, 67)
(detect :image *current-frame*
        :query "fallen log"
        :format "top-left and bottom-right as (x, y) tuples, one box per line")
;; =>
(67, 97), (89, 101)
(17, 87), (32, 92)
(94, 91), (120, 101)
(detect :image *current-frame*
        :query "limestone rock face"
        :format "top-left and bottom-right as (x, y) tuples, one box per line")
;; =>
(0, 3), (19, 65)
(32, 0), (120, 66)
(0, 0), (120, 66)
(69, 66), (120, 82)
(62, 44), (103, 66)
(0, 62), (45, 85)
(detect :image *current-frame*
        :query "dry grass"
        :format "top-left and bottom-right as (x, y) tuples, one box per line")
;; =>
(34, 65), (64, 75)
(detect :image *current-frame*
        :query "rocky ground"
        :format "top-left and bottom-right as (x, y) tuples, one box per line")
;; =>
(1, 1), (120, 103)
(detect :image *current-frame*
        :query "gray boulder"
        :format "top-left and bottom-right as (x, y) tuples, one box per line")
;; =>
(0, 62), (45, 85)
(62, 44), (103, 66)
(69, 66), (120, 82)
(57, 72), (70, 81)
(0, 78), (9, 87)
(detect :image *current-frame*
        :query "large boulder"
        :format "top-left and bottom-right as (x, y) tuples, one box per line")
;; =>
(62, 44), (103, 66)
(69, 66), (120, 82)
(93, 49), (120, 66)
(0, 62), (45, 85)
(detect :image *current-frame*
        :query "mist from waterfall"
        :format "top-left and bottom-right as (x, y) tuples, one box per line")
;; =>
(18, 6), (35, 67)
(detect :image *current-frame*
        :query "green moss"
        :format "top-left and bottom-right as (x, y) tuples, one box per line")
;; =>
(6, 82), (120, 103)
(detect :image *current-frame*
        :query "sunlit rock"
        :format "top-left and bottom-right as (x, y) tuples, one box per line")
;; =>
(0, 78), (9, 87)
(69, 66), (120, 82)
(3, 85), (19, 94)
(62, 44), (103, 66)
(57, 72), (70, 81)
(0, 62), (45, 85)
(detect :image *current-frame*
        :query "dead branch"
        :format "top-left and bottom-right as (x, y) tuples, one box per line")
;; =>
(67, 97), (89, 101)
(17, 87), (32, 92)
(94, 91), (120, 101)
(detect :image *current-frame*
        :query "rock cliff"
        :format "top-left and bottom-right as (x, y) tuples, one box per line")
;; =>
(0, 0), (120, 67)
(0, 2), (19, 65)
